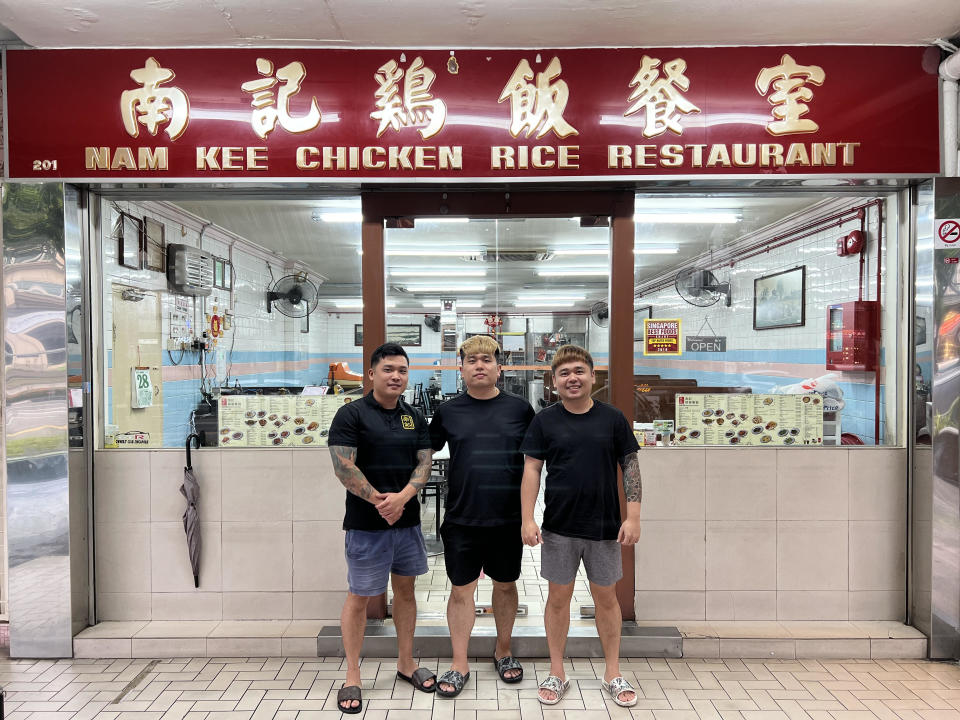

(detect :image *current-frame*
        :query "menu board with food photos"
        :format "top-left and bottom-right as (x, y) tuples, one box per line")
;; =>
(674, 393), (823, 446)
(218, 394), (352, 447)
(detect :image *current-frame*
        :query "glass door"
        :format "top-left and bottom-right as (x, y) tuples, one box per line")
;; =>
(383, 215), (611, 623)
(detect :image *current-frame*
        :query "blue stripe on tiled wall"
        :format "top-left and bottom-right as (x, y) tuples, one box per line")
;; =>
(111, 345), (888, 446)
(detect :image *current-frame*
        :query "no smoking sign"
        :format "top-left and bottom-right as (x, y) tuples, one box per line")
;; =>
(937, 219), (960, 248)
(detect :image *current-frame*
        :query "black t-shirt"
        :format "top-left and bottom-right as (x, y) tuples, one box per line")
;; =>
(328, 392), (431, 531)
(520, 400), (640, 541)
(429, 391), (535, 527)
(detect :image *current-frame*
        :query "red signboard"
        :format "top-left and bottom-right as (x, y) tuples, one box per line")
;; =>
(4, 47), (940, 181)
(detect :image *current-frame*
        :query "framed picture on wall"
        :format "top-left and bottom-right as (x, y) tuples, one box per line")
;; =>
(754, 265), (806, 330)
(354, 324), (423, 347)
(634, 305), (652, 340)
(115, 212), (144, 270)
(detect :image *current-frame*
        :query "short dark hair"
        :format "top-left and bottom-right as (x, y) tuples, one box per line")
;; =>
(551, 344), (594, 371)
(370, 342), (409, 367)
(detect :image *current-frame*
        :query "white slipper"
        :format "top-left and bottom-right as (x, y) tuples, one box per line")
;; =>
(601, 676), (638, 707)
(537, 675), (570, 705)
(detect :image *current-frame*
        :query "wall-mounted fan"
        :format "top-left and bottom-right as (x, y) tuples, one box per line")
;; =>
(675, 268), (731, 307)
(267, 274), (319, 318)
(590, 300), (610, 327)
(424, 314), (441, 332)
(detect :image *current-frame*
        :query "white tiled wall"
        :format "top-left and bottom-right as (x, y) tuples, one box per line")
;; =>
(93, 445), (906, 623)
(635, 446), (907, 621)
(93, 449), (347, 623)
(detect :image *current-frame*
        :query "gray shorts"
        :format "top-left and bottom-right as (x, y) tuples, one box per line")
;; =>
(540, 529), (623, 586)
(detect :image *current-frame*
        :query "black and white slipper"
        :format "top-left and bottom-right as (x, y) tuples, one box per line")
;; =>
(493, 655), (524, 683)
(436, 669), (471, 698)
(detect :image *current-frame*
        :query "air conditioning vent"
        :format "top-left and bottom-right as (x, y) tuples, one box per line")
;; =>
(167, 243), (214, 296)
(464, 250), (555, 262)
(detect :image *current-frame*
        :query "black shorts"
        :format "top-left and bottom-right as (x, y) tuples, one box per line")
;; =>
(440, 522), (523, 586)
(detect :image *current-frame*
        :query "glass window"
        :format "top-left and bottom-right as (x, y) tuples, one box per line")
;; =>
(632, 193), (901, 447)
(384, 217), (611, 414)
(98, 195), (362, 449)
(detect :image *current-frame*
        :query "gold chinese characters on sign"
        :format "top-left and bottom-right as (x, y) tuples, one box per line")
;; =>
(624, 56), (700, 138)
(371, 56), (447, 139)
(756, 54), (826, 136)
(240, 58), (322, 139)
(499, 57), (578, 139)
(96, 50), (858, 176)
(120, 57), (190, 140)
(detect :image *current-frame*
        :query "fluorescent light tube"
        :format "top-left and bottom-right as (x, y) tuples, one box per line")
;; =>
(517, 293), (586, 300)
(537, 269), (609, 277)
(390, 269), (486, 277)
(329, 299), (397, 308)
(633, 247), (679, 255)
(403, 284), (487, 292)
(318, 212), (363, 222)
(386, 248), (482, 256)
(514, 301), (576, 308)
(633, 212), (739, 224)
(421, 301), (482, 308)
(552, 248), (609, 255)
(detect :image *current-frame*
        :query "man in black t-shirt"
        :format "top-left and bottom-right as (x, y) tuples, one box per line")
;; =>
(520, 345), (642, 708)
(428, 335), (535, 697)
(327, 343), (436, 714)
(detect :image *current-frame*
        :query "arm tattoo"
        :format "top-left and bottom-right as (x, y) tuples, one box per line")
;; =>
(408, 448), (433, 491)
(329, 445), (379, 501)
(621, 451), (642, 503)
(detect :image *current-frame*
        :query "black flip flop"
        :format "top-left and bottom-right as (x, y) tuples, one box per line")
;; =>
(493, 655), (524, 683)
(436, 669), (471, 698)
(337, 684), (362, 714)
(396, 667), (437, 693)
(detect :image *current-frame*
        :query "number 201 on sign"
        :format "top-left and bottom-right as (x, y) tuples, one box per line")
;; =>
(33, 160), (58, 171)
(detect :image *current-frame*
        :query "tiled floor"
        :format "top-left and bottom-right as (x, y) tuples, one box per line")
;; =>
(4, 655), (960, 720)
(409, 480), (594, 623)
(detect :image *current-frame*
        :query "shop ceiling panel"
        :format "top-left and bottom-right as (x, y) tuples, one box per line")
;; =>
(0, 0), (958, 47)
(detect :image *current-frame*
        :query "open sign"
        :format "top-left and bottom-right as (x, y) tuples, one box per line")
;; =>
(685, 336), (727, 352)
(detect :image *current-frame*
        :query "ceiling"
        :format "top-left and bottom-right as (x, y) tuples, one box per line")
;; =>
(0, 0), (957, 48)
(174, 193), (828, 313)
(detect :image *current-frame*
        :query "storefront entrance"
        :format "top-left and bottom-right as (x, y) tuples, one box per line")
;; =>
(360, 190), (637, 621)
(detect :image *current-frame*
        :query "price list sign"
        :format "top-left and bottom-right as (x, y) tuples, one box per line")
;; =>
(675, 393), (823, 446)
(218, 395), (350, 447)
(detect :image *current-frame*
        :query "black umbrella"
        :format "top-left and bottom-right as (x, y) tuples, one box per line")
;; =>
(181, 433), (202, 588)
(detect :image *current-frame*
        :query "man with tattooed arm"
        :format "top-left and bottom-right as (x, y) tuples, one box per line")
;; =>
(327, 343), (436, 714)
(520, 344), (643, 709)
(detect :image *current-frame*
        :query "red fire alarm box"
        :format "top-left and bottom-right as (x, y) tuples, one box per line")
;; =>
(826, 300), (880, 371)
